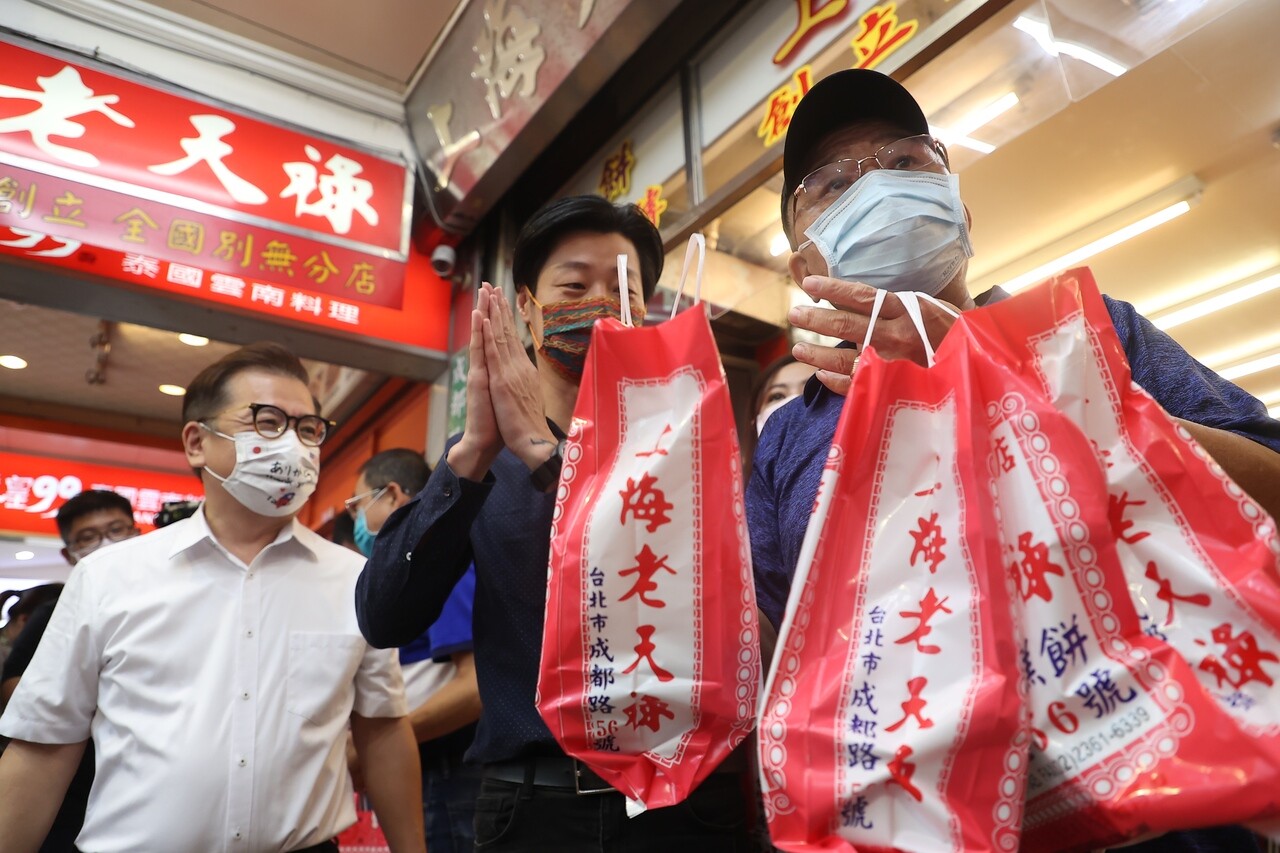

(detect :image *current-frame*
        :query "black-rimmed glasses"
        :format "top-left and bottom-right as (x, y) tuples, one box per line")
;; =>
(216, 403), (335, 447)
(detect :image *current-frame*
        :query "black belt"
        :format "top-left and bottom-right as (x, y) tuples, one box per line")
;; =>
(484, 754), (745, 797)
(483, 756), (618, 795)
(290, 841), (338, 853)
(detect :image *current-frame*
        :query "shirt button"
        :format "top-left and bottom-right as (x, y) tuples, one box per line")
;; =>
(444, 486), (452, 497)
(405, 551), (413, 562)
(241, 691), (250, 700)
(246, 572), (254, 579)
(245, 630), (254, 638)
(239, 757), (247, 767)
(233, 831), (243, 840)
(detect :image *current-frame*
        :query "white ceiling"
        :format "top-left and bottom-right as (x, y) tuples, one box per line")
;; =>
(140, 0), (465, 92)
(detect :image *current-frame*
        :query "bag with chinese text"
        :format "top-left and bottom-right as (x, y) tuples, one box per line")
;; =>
(961, 270), (1280, 849)
(538, 236), (761, 809)
(759, 291), (1031, 853)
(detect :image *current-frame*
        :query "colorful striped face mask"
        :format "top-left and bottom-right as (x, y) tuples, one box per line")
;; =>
(530, 295), (624, 381)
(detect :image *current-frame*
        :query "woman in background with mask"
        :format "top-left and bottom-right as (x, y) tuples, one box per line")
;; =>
(742, 355), (816, 479)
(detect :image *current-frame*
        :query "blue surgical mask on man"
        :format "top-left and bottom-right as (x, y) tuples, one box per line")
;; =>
(352, 507), (378, 557)
(800, 169), (973, 296)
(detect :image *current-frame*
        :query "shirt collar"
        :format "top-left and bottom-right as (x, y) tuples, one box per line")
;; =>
(166, 504), (319, 562)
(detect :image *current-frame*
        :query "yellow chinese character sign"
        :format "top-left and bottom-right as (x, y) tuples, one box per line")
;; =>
(757, 66), (814, 148)
(637, 185), (667, 229)
(851, 3), (918, 71)
(774, 0), (851, 65)
(599, 140), (636, 203)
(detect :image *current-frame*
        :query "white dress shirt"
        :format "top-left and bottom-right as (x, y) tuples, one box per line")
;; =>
(0, 508), (407, 853)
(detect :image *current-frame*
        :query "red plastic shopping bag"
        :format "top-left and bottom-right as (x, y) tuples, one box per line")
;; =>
(758, 292), (1029, 853)
(960, 270), (1280, 847)
(336, 794), (390, 853)
(538, 237), (760, 809)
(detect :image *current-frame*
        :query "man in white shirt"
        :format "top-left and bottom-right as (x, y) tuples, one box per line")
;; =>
(0, 342), (426, 853)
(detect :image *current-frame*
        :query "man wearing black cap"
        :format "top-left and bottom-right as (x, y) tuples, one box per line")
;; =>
(747, 68), (1280, 852)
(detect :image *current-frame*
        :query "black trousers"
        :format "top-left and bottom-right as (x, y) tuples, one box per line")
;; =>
(473, 769), (752, 852)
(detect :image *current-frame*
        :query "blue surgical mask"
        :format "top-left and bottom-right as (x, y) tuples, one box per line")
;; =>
(800, 169), (973, 296)
(353, 507), (377, 557)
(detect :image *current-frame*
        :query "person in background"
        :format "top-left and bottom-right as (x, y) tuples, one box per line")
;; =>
(742, 354), (817, 478)
(0, 489), (139, 853)
(347, 448), (482, 853)
(0, 585), (64, 674)
(0, 342), (425, 853)
(330, 510), (361, 554)
(356, 195), (755, 850)
(750, 67), (1280, 853)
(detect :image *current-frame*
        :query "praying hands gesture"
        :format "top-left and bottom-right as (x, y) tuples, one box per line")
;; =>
(446, 283), (558, 480)
(788, 275), (966, 395)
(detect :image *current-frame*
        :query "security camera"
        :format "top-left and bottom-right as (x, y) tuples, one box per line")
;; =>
(431, 244), (457, 277)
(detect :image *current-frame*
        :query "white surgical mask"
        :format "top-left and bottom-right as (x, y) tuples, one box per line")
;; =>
(201, 425), (319, 517)
(801, 169), (973, 296)
(756, 395), (799, 436)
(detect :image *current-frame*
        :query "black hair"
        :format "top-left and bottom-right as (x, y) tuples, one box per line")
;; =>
(512, 195), (665, 302)
(55, 489), (135, 543)
(331, 510), (357, 547)
(359, 448), (431, 497)
(182, 342), (315, 424)
(1, 583), (65, 624)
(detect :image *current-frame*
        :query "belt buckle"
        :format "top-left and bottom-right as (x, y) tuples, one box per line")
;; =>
(573, 759), (613, 795)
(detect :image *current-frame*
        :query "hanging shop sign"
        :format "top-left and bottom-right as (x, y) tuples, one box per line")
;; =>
(0, 451), (204, 534)
(0, 38), (411, 261)
(0, 38), (450, 355)
(408, 0), (681, 232)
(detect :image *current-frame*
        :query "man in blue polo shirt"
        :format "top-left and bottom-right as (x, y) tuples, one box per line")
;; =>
(348, 449), (481, 853)
(748, 68), (1280, 852)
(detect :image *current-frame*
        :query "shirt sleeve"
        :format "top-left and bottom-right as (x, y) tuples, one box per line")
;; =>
(1104, 294), (1280, 452)
(351, 643), (409, 719)
(0, 567), (100, 743)
(748, 413), (790, 632)
(355, 441), (495, 649)
(427, 564), (476, 661)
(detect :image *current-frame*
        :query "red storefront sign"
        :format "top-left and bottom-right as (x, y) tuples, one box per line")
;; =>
(0, 39), (409, 257)
(0, 451), (204, 535)
(0, 222), (449, 350)
(0, 162), (404, 308)
(0, 38), (453, 352)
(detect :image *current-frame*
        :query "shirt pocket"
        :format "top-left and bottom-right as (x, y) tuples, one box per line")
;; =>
(286, 632), (364, 725)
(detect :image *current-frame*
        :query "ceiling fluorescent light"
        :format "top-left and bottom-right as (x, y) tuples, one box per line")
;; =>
(931, 92), (1019, 154)
(1257, 388), (1280, 406)
(1013, 17), (1128, 77)
(970, 176), (1203, 294)
(1219, 352), (1280, 382)
(1270, 405), (1280, 419)
(1149, 270), (1280, 331)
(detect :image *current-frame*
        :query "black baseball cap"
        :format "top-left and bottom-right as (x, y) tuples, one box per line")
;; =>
(782, 69), (929, 203)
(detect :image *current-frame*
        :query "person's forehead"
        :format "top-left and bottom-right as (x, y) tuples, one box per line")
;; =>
(770, 361), (817, 388)
(353, 471), (372, 494)
(223, 370), (316, 416)
(802, 119), (916, 175)
(68, 508), (134, 536)
(542, 232), (640, 277)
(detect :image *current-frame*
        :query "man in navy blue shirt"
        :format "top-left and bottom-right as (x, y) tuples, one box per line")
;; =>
(356, 196), (753, 851)
(348, 449), (481, 853)
(748, 68), (1280, 853)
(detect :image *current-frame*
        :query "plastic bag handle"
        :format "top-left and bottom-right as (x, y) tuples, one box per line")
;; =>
(861, 290), (939, 367)
(897, 292), (937, 366)
(919, 293), (961, 319)
(669, 233), (707, 322)
(861, 288), (889, 352)
(617, 253), (634, 328)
